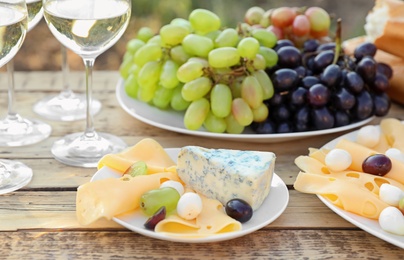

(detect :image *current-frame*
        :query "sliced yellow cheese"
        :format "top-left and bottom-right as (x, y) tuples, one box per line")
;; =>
(97, 138), (175, 174)
(155, 195), (242, 236)
(336, 139), (404, 184)
(76, 172), (180, 225)
(380, 118), (404, 150)
(294, 171), (390, 219)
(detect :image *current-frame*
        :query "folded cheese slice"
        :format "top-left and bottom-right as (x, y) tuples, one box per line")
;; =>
(76, 172), (180, 225)
(97, 138), (175, 174)
(380, 118), (404, 151)
(155, 195), (242, 237)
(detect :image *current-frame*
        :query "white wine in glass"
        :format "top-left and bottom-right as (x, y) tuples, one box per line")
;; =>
(43, 0), (130, 167)
(0, 0), (34, 194)
(0, 0), (52, 147)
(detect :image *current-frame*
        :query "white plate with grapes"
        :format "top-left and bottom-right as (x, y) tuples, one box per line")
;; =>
(317, 127), (404, 249)
(91, 148), (289, 243)
(116, 79), (374, 143)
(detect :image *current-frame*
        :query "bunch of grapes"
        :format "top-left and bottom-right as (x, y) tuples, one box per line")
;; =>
(120, 9), (280, 134)
(251, 38), (392, 134)
(243, 6), (332, 48)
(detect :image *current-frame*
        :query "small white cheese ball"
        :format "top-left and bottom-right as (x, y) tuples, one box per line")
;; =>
(379, 183), (404, 207)
(356, 125), (381, 148)
(385, 148), (404, 163)
(176, 192), (203, 220)
(379, 206), (404, 236)
(160, 181), (185, 196)
(325, 148), (352, 172)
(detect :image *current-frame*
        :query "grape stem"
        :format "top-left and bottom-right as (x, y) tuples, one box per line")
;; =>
(332, 18), (342, 65)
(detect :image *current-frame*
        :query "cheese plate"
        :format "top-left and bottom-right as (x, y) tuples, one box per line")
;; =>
(91, 148), (289, 243)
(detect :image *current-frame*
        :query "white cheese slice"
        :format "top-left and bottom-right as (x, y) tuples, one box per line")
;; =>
(177, 146), (276, 210)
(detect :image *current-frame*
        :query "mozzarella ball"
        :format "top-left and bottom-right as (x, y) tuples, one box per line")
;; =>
(385, 148), (404, 163)
(379, 183), (404, 207)
(176, 192), (203, 220)
(379, 206), (404, 236)
(160, 180), (185, 196)
(356, 125), (380, 148)
(325, 148), (352, 172)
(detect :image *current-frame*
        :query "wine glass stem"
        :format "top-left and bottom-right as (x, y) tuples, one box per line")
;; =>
(61, 45), (71, 94)
(6, 60), (18, 119)
(84, 58), (95, 137)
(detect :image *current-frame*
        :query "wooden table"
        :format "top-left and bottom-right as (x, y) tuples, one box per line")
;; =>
(1, 71), (403, 259)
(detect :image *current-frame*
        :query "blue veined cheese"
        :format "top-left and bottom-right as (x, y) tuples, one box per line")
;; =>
(177, 146), (276, 210)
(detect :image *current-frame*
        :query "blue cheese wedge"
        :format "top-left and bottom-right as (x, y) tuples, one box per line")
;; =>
(177, 146), (276, 210)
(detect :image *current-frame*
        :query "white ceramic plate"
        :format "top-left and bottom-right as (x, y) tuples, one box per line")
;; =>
(318, 126), (404, 249)
(116, 78), (374, 143)
(91, 148), (289, 243)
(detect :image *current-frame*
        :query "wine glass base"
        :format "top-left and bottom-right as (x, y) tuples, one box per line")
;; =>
(0, 116), (52, 147)
(33, 92), (102, 121)
(51, 132), (127, 168)
(0, 159), (33, 194)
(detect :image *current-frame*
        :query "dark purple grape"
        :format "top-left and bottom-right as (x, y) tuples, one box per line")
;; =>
(307, 83), (330, 107)
(225, 199), (253, 223)
(271, 104), (290, 122)
(333, 87), (356, 110)
(144, 206), (166, 230)
(267, 92), (284, 107)
(317, 42), (336, 52)
(373, 92), (391, 116)
(271, 68), (299, 92)
(362, 154), (392, 176)
(303, 39), (320, 53)
(376, 62), (393, 79)
(344, 71), (364, 94)
(294, 66), (307, 79)
(302, 76), (320, 89)
(334, 110), (350, 127)
(320, 64), (342, 87)
(289, 87), (307, 107)
(313, 50), (335, 73)
(277, 46), (302, 68)
(353, 91), (374, 120)
(277, 121), (293, 133)
(356, 56), (377, 83)
(305, 56), (315, 71)
(354, 42), (377, 60)
(294, 106), (310, 131)
(274, 39), (295, 52)
(311, 106), (335, 130)
(251, 119), (276, 134)
(370, 73), (389, 93)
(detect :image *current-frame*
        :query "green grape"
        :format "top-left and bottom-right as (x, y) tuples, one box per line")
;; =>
(182, 34), (214, 58)
(128, 63), (141, 77)
(189, 9), (221, 35)
(170, 84), (191, 111)
(137, 27), (154, 43)
(153, 84), (174, 109)
(124, 74), (139, 99)
(258, 46), (278, 68)
(252, 54), (266, 70)
(137, 61), (162, 89)
(126, 38), (145, 55)
(251, 28), (277, 48)
(160, 24), (190, 46)
(170, 18), (192, 33)
(119, 58), (134, 79)
(208, 47), (240, 68)
(188, 57), (209, 67)
(124, 161), (148, 177)
(170, 45), (191, 65)
(184, 98), (210, 130)
(204, 112), (227, 133)
(241, 75), (264, 109)
(122, 52), (133, 63)
(214, 28), (239, 48)
(204, 30), (221, 41)
(140, 187), (181, 216)
(176, 60), (204, 83)
(230, 76), (243, 99)
(210, 83), (232, 118)
(182, 77), (212, 101)
(147, 35), (162, 45)
(134, 43), (163, 67)
(160, 59), (179, 89)
(225, 114), (245, 134)
(252, 69), (274, 100)
(137, 84), (157, 102)
(252, 102), (269, 122)
(237, 37), (260, 59)
(232, 98), (253, 126)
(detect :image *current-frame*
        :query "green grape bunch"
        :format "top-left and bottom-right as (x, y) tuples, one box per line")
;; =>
(119, 8), (279, 134)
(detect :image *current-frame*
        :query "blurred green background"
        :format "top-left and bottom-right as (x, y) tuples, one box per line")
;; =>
(14, 0), (375, 72)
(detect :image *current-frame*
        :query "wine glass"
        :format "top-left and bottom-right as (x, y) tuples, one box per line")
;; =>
(0, 0), (51, 147)
(32, 44), (102, 121)
(0, 0), (33, 194)
(43, 0), (130, 167)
